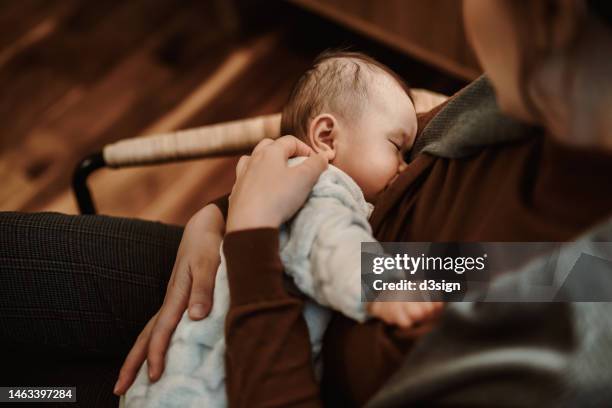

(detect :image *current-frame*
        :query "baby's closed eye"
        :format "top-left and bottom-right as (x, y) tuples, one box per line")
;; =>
(389, 139), (401, 150)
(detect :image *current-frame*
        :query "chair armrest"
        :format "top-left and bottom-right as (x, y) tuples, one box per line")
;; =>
(103, 113), (281, 168)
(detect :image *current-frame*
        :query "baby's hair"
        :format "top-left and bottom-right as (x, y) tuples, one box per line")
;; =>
(281, 50), (412, 142)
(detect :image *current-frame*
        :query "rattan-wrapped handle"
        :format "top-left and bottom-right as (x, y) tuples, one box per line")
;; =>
(103, 113), (281, 168)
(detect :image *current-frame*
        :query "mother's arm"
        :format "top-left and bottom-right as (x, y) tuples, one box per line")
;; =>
(223, 136), (328, 407)
(224, 228), (322, 407)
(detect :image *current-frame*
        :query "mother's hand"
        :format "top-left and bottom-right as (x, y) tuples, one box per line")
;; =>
(114, 204), (224, 395)
(226, 136), (328, 232)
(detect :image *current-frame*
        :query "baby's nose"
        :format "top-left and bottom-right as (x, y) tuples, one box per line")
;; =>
(398, 157), (408, 173)
(397, 151), (408, 173)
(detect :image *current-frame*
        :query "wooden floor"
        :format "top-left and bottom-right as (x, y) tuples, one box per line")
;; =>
(0, 0), (467, 225)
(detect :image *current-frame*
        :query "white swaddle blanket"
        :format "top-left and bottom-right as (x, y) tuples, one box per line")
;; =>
(124, 158), (375, 407)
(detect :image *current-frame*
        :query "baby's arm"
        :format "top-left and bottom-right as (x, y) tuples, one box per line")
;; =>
(300, 197), (375, 322)
(305, 198), (442, 328)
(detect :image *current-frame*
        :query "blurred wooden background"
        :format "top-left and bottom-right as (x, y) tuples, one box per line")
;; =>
(0, 0), (474, 225)
(292, 0), (480, 80)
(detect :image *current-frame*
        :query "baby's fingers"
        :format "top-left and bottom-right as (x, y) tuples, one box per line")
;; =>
(392, 305), (414, 329)
(370, 302), (414, 329)
(404, 302), (443, 323)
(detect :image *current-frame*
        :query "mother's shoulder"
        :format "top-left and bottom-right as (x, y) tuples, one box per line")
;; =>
(408, 76), (537, 162)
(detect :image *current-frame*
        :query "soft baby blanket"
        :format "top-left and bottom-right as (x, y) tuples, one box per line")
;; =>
(124, 158), (374, 407)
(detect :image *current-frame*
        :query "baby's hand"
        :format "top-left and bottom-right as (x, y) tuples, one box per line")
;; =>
(367, 301), (443, 329)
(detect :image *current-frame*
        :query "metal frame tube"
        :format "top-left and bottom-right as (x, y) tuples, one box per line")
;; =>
(72, 152), (106, 214)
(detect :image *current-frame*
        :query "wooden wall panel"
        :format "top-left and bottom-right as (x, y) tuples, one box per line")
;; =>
(290, 0), (481, 80)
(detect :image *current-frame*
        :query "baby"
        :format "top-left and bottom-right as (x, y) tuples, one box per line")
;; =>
(124, 51), (441, 408)
(281, 51), (442, 325)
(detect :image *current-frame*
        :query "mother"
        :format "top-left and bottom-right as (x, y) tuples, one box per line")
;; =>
(212, 0), (612, 406)
(1, 0), (612, 406)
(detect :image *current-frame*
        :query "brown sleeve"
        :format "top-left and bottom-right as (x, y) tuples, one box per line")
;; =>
(223, 228), (322, 408)
(209, 194), (229, 220)
(533, 136), (612, 227)
(321, 315), (425, 406)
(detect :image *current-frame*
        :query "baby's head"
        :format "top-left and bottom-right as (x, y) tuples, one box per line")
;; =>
(281, 51), (418, 203)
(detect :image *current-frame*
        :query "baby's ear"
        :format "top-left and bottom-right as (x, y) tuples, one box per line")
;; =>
(308, 113), (337, 160)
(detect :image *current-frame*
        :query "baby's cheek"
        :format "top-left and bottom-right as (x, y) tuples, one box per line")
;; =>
(367, 157), (399, 196)
(380, 153), (401, 181)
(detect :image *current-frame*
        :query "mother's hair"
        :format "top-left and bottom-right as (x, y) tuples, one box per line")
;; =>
(464, 0), (612, 147)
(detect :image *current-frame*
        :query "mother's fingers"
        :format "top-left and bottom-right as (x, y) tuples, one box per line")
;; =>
(251, 138), (275, 155)
(114, 314), (157, 395)
(146, 273), (191, 381)
(270, 135), (314, 159)
(290, 151), (328, 188)
(235, 155), (250, 179)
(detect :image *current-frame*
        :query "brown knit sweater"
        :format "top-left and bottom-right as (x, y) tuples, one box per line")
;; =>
(217, 82), (612, 407)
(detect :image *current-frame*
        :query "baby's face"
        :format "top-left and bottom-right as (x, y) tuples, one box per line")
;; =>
(332, 72), (418, 203)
